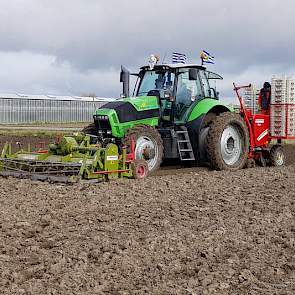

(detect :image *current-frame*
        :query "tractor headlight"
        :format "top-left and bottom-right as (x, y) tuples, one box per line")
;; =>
(97, 115), (108, 120)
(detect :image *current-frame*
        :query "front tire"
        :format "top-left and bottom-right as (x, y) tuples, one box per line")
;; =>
(206, 112), (249, 170)
(124, 125), (163, 174)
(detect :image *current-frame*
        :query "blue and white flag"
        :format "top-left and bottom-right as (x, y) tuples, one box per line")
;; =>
(172, 52), (187, 64)
(200, 50), (215, 64)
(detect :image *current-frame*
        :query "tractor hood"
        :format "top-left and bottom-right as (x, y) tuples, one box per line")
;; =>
(93, 96), (160, 138)
(117, 95), (160, 112)
(96, 96), (160, 123)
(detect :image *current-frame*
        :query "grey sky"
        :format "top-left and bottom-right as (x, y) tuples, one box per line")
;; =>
(0, 0), (295, 102)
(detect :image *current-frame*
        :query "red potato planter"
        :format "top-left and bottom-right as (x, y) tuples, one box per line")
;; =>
(233, 83), (291, 168)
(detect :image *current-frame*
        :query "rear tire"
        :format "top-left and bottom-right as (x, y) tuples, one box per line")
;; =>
(270, 145), (285, 166)
(206, 112), (249, 170)
(124, 125), (163, 174)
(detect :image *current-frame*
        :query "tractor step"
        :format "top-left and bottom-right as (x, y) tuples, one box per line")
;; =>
(177, 140), (189, 143)
(176, 129), (195, 161)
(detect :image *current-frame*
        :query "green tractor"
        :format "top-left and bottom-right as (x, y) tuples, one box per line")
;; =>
(83, 63), (249, 173)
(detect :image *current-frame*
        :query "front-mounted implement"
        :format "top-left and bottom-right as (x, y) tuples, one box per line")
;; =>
(0, 134), (148, 183)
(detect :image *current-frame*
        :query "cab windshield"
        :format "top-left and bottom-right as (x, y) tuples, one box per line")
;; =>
(137, 70), (175, 96)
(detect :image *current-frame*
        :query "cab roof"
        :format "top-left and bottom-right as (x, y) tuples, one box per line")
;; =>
(140, 63), (206, 70)
(139, 64), (223, 80)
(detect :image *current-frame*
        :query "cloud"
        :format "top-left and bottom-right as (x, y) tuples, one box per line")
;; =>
(0, 0), (295, 98)
(0, 51), (120, 97)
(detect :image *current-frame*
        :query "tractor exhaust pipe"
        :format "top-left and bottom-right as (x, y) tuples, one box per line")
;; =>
(120, 65), (130, 98)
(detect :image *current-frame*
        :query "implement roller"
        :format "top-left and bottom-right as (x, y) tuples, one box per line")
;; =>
(0, 134), (148, 183)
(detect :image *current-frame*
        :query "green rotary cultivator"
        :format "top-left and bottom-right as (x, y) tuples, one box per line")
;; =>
(0, 134), (148, 183)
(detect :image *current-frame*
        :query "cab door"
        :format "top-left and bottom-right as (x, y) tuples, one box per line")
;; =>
(174, 69), (204, 121)
(199, 70), (212, 98)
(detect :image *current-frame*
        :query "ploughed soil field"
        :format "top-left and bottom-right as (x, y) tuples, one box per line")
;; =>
(0, 134), (58, 153)
(1, 135), (295, 294)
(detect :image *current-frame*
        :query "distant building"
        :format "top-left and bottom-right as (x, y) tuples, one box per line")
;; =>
(0, 93), (116, 124)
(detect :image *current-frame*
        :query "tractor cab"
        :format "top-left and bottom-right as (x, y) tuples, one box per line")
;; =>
(134, 64), (223, 124)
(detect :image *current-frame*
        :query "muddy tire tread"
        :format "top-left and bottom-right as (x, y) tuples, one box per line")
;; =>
(206, 112), (249, 171)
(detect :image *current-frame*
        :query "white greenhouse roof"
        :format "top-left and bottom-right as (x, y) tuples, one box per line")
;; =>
(0, 93), (117, 102)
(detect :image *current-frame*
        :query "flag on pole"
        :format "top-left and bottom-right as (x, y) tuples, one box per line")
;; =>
(200, 50), (215, 65)
(172, 52), (187, 64)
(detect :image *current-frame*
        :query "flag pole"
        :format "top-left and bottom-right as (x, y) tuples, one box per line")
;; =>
(162, 52), (167, 64)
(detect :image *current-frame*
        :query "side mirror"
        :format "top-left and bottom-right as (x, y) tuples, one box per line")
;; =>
(120, 65), (130, 97)
(189, 68), (198, 80)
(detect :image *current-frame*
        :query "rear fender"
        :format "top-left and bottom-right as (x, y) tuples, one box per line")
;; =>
(187, 98), (232, 122)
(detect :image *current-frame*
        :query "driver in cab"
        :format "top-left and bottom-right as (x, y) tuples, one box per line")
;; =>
(177, 79), (194, 105)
